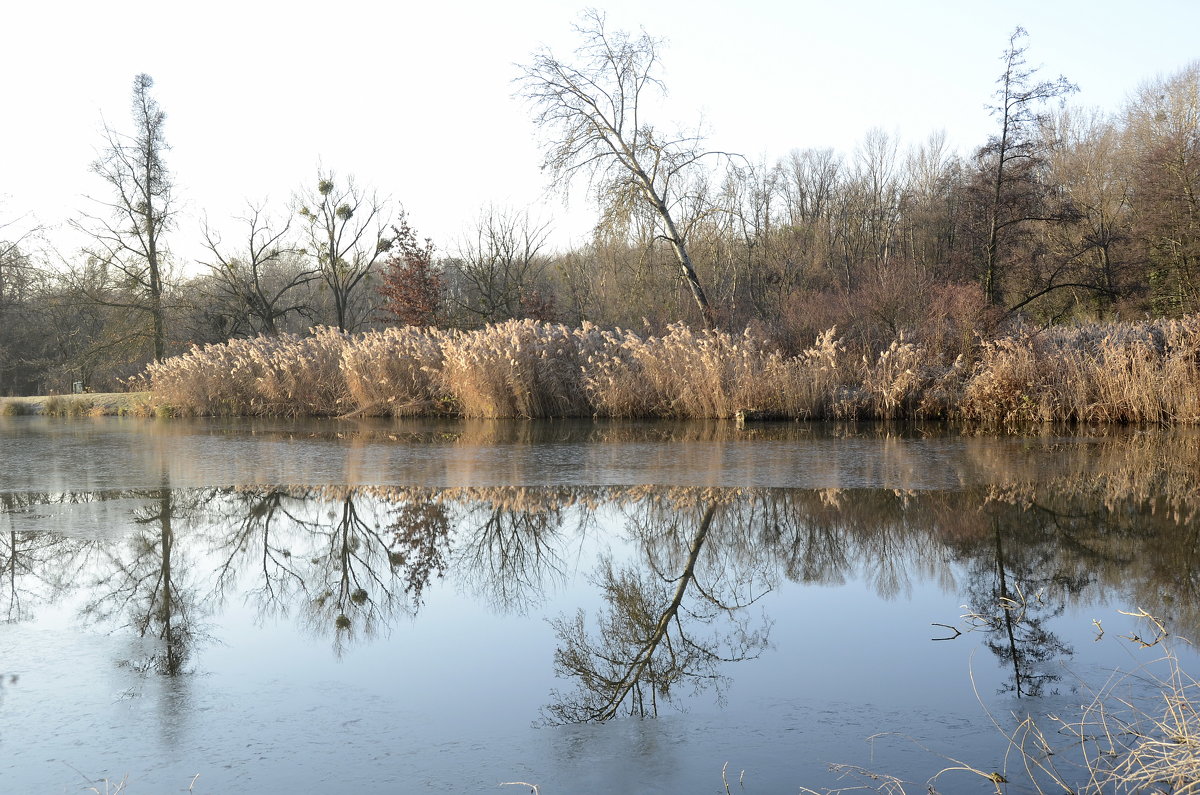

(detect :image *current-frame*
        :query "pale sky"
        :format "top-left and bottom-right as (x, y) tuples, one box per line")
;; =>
(2, 0), (1197, 269)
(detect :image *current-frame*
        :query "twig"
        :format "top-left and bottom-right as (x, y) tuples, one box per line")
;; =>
(931, 622), (962, 641)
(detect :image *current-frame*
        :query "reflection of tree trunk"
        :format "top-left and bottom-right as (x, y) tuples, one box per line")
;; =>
(3, 530), (16, 621)
(596, 503), (716, 721)
(994, 523), (1023, 697)
(157, 484), (179, 675)
(545, 497), (770, 724)
(628, 511), (710, 691)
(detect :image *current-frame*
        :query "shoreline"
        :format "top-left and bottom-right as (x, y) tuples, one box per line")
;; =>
(0, 392), (153, 417)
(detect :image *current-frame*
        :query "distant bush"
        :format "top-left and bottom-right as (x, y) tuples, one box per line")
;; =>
(41, 396), (95, 417)
(0, 400), (33, 416)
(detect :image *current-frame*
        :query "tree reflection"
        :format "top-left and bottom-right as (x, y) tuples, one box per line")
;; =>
(384, 497), (451, 605)
(0, 493), (91, 623)
(208, 487), (308, 620)
(452, 487), (573, 612)
(81, 478), (205, 675)
(303, 493), (409, 655)
(955, 508), (1093, 697)
(4, 434), (1200, 697)
(544, 499), (771, 724)
(203, 486), (450, 656)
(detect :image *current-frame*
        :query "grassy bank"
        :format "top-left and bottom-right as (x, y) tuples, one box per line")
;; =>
(0, 392), (154, 417)
(135, 317), (1200, 423)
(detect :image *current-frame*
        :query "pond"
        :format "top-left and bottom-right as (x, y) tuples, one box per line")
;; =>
(2, 416), (1198, 793)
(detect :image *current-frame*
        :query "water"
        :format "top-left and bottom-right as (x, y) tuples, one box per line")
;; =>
(2, 416), (1198, 793)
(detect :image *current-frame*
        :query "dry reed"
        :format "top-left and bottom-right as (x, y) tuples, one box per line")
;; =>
(141, 316), (1200, 423)
(960, 316), (1200, 425)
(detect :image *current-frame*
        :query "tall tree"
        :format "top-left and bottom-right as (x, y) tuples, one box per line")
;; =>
(518, 9), (737, 327)
(0, 222), (39, 393)
(73, 73), (174, 361)
(296, 172), (392, 331)
(978, 28), (1077, 306)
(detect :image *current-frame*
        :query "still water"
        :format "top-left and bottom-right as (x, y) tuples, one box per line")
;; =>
(1, 417), (1198, 793)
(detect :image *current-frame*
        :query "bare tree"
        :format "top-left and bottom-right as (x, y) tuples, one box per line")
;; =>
(72, 73), (174, 361)
(518, 9), (738, 327)
(979, 28), (1077, 306)
(0, 217), (38, 389)
(200, 202), (318, 335)
(1037, 107), (1136, 316)
(450, 205), (551, 322)
(1124, 62), (1200, 315)
(295, 171), (392, 331)
(0, 213), (38, 288)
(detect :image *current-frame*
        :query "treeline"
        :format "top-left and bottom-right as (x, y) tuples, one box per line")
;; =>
(1, 27), (1198, 396)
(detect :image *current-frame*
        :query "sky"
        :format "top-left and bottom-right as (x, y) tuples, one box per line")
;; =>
(2, 0), (1198, 270)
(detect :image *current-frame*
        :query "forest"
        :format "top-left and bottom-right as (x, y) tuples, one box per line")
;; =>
(1, 21), (1198, 402)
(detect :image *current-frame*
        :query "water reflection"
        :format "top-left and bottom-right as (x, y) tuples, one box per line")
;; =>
(544, 497), (772, 724)
(1, 425), (1199, 715)
(92, 480), (193, 675)
(2, 493), (90, 623)
(201, 487), (428, 657)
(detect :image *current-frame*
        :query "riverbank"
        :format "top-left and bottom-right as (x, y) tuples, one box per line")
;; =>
(0, 392), (154, 417)
(134, 317), (1200, 424)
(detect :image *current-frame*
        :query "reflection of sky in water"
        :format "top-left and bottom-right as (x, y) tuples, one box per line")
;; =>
(2, 417), (1199, 792)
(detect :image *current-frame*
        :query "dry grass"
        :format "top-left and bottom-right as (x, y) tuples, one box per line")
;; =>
(139, 315), (1200, 423)
(960, 316), (1200, 425)
(0, 398), (34, 416)
(0, 393), (153, 417)
(1028, 610), (1200, 794)
(340, 326), (447, 416)
(440, 320), (591, 418)
(579, 323), (827, 419)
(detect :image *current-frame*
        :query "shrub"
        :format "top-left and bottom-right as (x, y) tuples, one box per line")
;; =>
(0, 400), (32, 416)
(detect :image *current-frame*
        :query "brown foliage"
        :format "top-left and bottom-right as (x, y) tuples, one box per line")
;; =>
(378, 215), (442, 327)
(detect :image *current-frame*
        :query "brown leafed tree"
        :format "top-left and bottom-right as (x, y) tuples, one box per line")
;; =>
(378, 215), (442, 327)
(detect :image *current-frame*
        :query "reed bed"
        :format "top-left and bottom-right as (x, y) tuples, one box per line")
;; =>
(960, 315), (1200, 424)
(140, 315), (1200, 423)
(440, 320), (591, 418)
(340, 326), (447, 416)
